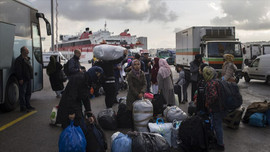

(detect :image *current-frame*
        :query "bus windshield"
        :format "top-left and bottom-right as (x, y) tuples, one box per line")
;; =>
(207, 42), (242, 57)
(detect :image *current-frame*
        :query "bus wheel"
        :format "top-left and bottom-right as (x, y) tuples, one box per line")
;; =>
(1, 77), (19, 112)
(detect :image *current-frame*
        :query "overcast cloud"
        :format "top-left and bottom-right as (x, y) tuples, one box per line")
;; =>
(32, 0), (177, 22)
(211, 0), (270, 30)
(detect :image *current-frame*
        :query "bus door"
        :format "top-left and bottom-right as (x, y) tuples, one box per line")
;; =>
(32, 24), (43, 91)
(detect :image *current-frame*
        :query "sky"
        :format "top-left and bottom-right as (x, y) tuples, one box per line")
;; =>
(29, 0), (270, 50)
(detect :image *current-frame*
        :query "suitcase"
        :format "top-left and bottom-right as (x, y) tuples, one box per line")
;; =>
(223, 107), (245, 129)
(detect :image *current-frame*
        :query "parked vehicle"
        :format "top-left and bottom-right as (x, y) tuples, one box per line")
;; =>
(43, 51), (68, 68)
(242, 54), (270, 84)
(0, 0), (51, 111)
(175, 26), (243, 81)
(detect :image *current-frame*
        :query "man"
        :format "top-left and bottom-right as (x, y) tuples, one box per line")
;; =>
(141, 52), (152, 93)
(94, 50), (128, 109)
(68, 49), (84, 76)
(14, 46), (35, 112)
(190, 54), (202, 101)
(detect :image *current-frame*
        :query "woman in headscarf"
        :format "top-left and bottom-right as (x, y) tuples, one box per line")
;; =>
(56, 66), (104, 129)
(46, 56), (65, 98)
(222, 54), (237, 82)
(157, 59), (175, 106)
(126, 59), (147, 111)
(151, 57), (159, 94)
(203, 66), (225, 151)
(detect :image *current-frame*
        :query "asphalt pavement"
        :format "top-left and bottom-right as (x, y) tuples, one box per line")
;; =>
(0, 63), (270, 152)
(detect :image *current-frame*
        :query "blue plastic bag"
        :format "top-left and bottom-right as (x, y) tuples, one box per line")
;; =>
(59, 121), (87, 152)
(111, 133), (132, 152)
(248, 113), (267, 127)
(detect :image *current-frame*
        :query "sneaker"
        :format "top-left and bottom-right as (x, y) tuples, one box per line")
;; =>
(27, 106), (35, 111)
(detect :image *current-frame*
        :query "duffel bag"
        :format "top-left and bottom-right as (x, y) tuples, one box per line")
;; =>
(133, 99), (153, 132)
(163, 106), (187, 122)
(248, 112), (267, 127)
(148, 118), (172, 146)
(97, 108), (118, 130)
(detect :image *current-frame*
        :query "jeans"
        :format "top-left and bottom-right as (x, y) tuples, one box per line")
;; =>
(211, 112), (225, 146)
(19, 80), (32, 109)
(145, 74), (151, 93)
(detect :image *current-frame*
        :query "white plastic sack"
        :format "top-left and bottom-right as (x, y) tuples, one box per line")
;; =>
(133, 99), (153, 132)
(93, 44), (126, 61)
(148, 118), (172, 146)
(163, 106), (188, 122)
(50, 106), (58, 124)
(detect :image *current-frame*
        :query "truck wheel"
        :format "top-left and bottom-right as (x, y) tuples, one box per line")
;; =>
(244, 74), (250, 83)
(0, 77), (19, 112)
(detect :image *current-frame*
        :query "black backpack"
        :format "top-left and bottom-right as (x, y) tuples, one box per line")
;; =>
(116, 101), (133, 128)
(63, 60), (70, 76)
(216, 80), (243, 111)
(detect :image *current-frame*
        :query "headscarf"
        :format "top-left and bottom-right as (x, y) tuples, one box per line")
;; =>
(127, 58), (132, 64)
(46, 56), (56, 75)
(131, 59), (141, 78)
(223, 54), (234, 68)
(151, 57), (160, 83)
(203, 66), (216, 82)
(87, 66), (104, 83)
(158, 59), (171, 79)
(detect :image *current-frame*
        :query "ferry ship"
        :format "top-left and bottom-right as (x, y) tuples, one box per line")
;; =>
(56, 25), (143, 62)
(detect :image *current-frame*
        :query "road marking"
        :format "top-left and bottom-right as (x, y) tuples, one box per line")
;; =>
(0, 110), (37, 132)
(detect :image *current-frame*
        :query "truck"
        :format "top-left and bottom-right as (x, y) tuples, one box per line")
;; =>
(0, 0), (51, 111)
(176, 26), (243, 81)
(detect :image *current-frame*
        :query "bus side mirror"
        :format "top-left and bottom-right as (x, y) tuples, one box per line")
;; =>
(36, 13), (51, 36)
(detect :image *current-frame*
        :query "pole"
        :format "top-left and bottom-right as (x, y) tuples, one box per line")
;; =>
(51, 0), (54, 52)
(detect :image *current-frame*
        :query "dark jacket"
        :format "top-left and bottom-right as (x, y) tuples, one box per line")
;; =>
(56, 72), (92, 128)
(68, 55), (81, 75)
(48, 62), (64, 91)
(94, 55), (126, 80)
(190, 60), (200, 82)
(126, 70), (147, 110)
(142, 57), (152, 74)
(14, 55), (33, 81)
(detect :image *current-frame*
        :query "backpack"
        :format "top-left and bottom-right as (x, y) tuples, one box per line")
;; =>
(217, 80), (243, 111)
(63, 60), (70, 76)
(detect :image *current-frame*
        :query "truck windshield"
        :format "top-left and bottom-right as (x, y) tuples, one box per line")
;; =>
(158, 51), (170, 58)
(207, 42), (242, 57)
(263, 46), (270, 55)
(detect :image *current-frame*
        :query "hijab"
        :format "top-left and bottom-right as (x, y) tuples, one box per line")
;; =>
(131, 59), (141, 78)
(46, 56), (56, 75)
(158, 59), (171, 79)
(203, 66), (216, 82)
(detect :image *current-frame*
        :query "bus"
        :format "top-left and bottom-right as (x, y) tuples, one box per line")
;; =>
(0, 0), (51, 111)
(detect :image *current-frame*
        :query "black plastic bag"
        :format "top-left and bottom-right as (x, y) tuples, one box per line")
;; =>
(97, 109), (118, 130)
(117, 101), (133, 128)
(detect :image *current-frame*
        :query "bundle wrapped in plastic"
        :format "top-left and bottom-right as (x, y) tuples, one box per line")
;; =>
(111, 132), (132, 152)
(94, 44), (126, 61)
(163, 105), (188, 122)
(133, 99), (153, 132)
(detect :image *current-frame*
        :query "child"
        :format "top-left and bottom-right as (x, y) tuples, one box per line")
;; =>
(176, 65), (187, 103)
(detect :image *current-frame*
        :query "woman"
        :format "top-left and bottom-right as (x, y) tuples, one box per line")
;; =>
(151, 57), (159, 94)
(203, 66), (225, 151)
(46, 56), (64, 98)
(126, 59), (147, 111)
(157, 59), (175, 106)
(56, 66), (104, 129)
(222, 54), (237, 82)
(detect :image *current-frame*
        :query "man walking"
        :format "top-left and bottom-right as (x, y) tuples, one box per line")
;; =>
(15, 46), (35, 112)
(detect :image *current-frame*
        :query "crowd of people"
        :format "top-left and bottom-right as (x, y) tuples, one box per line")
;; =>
(15, 46), (240, 151)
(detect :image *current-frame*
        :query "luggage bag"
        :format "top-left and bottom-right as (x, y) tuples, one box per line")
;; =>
(223, 107), (245, 129)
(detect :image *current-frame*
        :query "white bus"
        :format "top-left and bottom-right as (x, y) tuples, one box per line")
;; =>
(0, 0), (51, 111)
